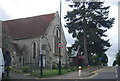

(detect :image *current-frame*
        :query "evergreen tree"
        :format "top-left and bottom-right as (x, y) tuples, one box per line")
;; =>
(113, 60), (117, 66)
(116, 50), (120, 66)
(64, 2), (115, 65)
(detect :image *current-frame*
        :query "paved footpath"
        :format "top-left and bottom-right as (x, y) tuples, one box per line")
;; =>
(10, 66), (102, 79)
(42, 66), (102, 79)
(42, 70), (88, 79)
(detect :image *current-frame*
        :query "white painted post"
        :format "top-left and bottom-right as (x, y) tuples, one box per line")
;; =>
(78, 66), (82, 77)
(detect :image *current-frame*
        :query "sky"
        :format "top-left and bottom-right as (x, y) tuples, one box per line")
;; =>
(0, 0), (119, 66)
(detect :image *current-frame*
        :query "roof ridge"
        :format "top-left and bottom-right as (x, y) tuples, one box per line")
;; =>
(4, 12), (56, 22)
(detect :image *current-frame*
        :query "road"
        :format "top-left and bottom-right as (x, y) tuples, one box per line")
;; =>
(117, 66), (120, 81)
(9, 66), (119, 81)
(89, 66), (120, 80)
(89, 66), (118, 80)
(90, 66), (117, 79)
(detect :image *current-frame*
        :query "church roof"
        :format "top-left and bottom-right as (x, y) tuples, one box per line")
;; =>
(3, 13), (56, 39)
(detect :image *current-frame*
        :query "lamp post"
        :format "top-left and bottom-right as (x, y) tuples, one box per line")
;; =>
(39, 36), (44, 77)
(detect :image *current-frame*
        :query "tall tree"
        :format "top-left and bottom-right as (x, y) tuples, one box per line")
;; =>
(64, 2), (115, 65)
(115, 50), (120, 66)
(112, 60), (117, 66)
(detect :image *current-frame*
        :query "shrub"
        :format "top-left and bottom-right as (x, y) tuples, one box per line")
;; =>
(52, 62), (58, 69)
(5, 66), (12, 71)
(22, 66), (31, 73)
(69, 67), (78, 71)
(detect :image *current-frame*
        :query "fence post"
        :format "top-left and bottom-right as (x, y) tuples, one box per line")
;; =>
(40, 54), (43, 76)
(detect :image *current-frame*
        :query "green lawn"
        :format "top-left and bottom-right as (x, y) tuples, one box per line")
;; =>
(30, 69), (69, 78)
(12, 66), (89, 78)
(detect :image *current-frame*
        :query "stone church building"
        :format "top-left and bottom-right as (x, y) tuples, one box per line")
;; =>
(3, 12), (68, 69)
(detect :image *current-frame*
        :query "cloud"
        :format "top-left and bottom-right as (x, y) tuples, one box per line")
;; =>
(107, 52), (116, 66)
(0, 7), (11, 20)
(104, 0), (119, 6)
(63, 27), (76, 47)
(0, 0), (60, 19)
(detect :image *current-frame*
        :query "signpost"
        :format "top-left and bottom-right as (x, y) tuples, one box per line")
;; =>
(58, 42), (63, 75)
(58, 43), (63, 48)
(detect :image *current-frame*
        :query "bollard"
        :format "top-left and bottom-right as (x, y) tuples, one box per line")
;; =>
(78, 66), (82, 77)
(88, 65), (91, 75)
(88, 65), (91, 68)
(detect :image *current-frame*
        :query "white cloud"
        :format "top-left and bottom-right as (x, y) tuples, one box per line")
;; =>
(0, 7), (11, 20)
(0, 0), (60, 19)
(107, 52), (116, 66)
(104, 2), (118, 66)
(104, 0), (119, 6)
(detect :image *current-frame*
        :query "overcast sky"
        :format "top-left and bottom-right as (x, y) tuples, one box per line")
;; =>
(0, 0), (119, 66)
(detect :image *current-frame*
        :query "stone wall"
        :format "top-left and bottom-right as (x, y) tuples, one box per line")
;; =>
(45, 13), (68, 67)
(12, 37), (40, 68)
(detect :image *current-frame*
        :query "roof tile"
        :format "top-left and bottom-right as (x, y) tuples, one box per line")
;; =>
(3, 13), (55, 39)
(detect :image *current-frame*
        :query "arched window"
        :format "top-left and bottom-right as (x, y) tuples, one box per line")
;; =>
(54, 26), (60, 55)
(32, 41), (37, 59)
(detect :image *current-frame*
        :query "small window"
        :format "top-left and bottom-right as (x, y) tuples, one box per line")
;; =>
(19, 57), (22, 63)
(54, 27), (61, 55)
(32, 41), (37, 59)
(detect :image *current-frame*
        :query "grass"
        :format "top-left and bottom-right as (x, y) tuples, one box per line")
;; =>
(11, 66), (89, 78)
(30, 69), (69, 78)
(3, 76), (11, 81)
(30, 66), (84, 78)
(67, 67), (78, 71)
(82, 66), (88, 69)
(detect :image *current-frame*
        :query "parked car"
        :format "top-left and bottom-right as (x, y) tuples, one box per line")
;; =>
(0, 48), (5, 81)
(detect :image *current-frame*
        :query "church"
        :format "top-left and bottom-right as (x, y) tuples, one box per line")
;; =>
(3, 12), (68, 69)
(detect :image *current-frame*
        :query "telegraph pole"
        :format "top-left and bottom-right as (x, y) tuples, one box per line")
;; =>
(58, 0), (62, 75)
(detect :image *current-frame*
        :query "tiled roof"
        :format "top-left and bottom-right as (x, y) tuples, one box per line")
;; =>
(3, 13), (56, 39)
